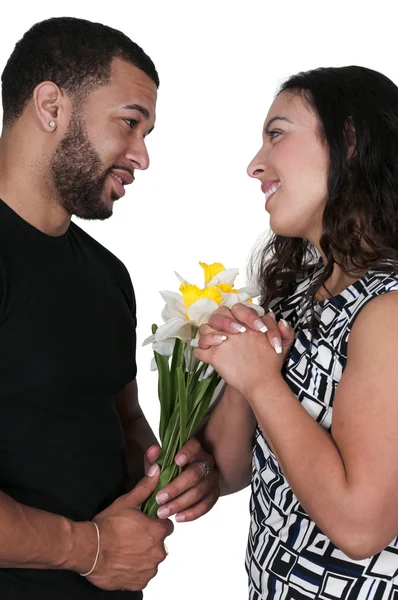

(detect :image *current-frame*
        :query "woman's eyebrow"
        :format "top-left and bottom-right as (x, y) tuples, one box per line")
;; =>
(264, 116), (293, 131)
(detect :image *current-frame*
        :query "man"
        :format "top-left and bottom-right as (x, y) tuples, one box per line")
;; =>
(0, 17), (219, 598)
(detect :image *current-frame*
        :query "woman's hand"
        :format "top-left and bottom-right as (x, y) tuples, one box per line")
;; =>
(195, 304), (295, 398)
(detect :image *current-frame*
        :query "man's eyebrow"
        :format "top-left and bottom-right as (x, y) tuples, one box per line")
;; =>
(264, 116), (293, 131)
(122, 104), (151, 119)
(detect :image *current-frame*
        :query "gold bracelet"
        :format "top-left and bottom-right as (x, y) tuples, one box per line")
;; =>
(79, 521), (100, 577)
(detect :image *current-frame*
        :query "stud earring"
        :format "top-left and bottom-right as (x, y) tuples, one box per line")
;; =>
(49, 121), (55, 128)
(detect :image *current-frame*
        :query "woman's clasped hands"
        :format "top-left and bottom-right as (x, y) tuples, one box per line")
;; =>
(195, 304), (295, 399)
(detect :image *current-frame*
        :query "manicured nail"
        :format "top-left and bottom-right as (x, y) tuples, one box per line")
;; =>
(148, 464), (159, 477)
(281, 319), (289, 328)
(254, 319), (268, 333)
(157, 507), (170, 518)
(268, 309), (277, 322)
(272, 338), (283, 354)
(175, 454), (187, 466)
(214, 335), (227, 341)
(231, 322), (246, 333)
(156, 492), (169, 504)
(175, 514), (186, 522)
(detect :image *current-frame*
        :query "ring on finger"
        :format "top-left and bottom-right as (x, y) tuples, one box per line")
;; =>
(164, 542), (169, 555)
(194, 459), (210, 480)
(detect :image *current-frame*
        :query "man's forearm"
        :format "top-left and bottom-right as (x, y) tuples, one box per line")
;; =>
(115, 380), (159, 485)
(124, 410), (159, 484)
(0, 491), (95, 572)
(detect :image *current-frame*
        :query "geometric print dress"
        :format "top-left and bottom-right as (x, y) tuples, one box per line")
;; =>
(246, 263), (398, 600)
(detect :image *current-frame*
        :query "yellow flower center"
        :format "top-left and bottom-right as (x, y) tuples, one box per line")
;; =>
(179, 282), (223, 318)
(199, 261), (225, 285)
(217, 284), (238, 294)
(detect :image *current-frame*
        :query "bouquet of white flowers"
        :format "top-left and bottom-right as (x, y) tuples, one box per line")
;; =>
(141, 262), (261, 517)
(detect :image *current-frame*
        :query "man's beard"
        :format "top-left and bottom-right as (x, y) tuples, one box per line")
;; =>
(50, 114), (117, 220)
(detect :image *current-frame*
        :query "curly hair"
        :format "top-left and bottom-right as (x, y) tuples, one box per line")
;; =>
(1, 17), (159, 127)
(250, 66), (398, 319)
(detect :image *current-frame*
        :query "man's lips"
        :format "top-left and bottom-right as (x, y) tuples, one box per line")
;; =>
(110, 169), (135, 186)
(108, 169), (135, 200)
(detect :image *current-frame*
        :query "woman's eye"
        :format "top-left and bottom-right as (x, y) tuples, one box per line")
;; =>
(265, 130), (281, 141)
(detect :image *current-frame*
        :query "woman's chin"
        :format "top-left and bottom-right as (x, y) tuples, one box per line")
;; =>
(269, 216), (296, 238)
(269, 212), (311, 239)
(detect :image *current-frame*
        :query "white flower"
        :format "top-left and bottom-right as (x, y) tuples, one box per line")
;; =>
(143, 262), (264, 366)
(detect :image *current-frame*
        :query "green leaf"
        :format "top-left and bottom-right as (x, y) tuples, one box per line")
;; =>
(154, 350), (170, 441)
(188, 374), (218, 418)
(161, 407), (180, 462)
(171, 337), (184, 372)
(176, 366), (187, 449)
(168, 338), (184, 418)
(159, 404), (186, 472)
(186, 374), (221, 438)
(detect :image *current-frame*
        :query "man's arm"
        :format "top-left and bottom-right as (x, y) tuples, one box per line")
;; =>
(0, 491), (95, 572)
(115, 379), (158, 484)
(0, 471), (173, 592)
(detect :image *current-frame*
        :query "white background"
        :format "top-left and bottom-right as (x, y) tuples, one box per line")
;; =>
(1, 2), (397, 598)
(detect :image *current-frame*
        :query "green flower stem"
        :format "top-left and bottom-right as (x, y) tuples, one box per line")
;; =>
(142, 326), (221, 518)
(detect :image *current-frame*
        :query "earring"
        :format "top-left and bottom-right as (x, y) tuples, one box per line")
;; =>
(49, 121), (55, 128)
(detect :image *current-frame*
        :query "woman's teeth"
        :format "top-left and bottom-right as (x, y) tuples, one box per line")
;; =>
(264, 182), (281, 202)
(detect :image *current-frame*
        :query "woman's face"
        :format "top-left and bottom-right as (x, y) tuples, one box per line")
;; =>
(247, 90), (329, 244)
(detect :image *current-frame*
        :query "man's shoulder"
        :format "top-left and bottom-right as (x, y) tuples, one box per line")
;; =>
(70, 221), (133, 292)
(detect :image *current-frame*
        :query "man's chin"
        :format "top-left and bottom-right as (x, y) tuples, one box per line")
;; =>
(73, 203), (113, 221)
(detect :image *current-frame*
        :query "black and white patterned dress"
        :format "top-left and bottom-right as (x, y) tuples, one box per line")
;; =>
(246, 264), (398, 600)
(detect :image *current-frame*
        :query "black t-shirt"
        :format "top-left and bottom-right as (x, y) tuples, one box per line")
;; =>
(0, 199), (142, 599)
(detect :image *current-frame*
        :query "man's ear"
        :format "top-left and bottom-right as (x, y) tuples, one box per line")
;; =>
(344, 117), (357, 159)
(33, 81), (65, 132)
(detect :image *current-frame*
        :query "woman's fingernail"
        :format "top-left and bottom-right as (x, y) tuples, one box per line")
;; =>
(281, 319), (289, 328)
(157, 507), (170, 519)
(148, 464), (160, 477)
(231, 322), (246, 333)
(272, 338), (283, 354)
(175, 454), (187, 466)
(268, 309), (277, 322)
(254, 319), (268, 333)
(214, 335), (227, 341)
(175, 514), (186, 522)
(156, 492), (169, 504)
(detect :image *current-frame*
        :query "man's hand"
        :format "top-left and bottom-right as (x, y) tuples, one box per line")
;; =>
(83, 465), (173, 592)
(145, 439), (220, 522)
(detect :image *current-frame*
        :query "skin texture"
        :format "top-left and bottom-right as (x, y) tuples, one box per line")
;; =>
(0, 57), (219, 592)
(247, 90), (329, 243)
(200, 93), (398, 560)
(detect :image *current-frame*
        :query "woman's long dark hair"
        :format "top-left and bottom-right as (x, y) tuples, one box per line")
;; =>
(250, 66), (398, 316)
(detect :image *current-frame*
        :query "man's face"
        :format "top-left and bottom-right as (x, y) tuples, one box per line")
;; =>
(50, 58), (157, 220)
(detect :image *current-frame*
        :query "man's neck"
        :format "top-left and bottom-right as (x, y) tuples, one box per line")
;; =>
(0, 133), (71, 237)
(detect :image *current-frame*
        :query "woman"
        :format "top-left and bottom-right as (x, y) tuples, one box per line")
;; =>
(196, 66), (398, 599)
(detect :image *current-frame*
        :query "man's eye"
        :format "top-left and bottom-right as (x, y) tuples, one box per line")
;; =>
(124, 119), (138, 129)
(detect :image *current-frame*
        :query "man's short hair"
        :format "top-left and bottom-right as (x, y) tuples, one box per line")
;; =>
(1, 17), (159, 127)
